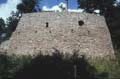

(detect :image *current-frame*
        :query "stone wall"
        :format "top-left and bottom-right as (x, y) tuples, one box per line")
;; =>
(0, 12), (115, 59)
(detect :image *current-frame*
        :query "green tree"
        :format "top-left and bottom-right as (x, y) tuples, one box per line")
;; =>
(77, 0), (116, 15)
(0, 18), (5, 33)
(109, 6), (120, 48)
(17, 0), (38, 13)
(6, 11), (21, 38)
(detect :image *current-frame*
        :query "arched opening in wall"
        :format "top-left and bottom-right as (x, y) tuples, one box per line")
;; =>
(46, 22), (49, 28)
(78, 20), (84, 26)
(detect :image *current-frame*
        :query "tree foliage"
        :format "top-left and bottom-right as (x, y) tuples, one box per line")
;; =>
(6, 11), (20, 33)
(0, 18), (5, 33)
(0, 54), (32, 79)
(17, 0), (38, 13)
(77, 0), (116, 15)
(1, 11), (21, 41)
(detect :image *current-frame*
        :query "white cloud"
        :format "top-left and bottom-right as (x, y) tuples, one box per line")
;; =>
(68, 9), (84, 12)
(94, 9), (100, 14)
(0, 0), (21, 20)
(42, 2), (83, 12)
(42, 2), (66, 12)
(42, 5), (62, 12)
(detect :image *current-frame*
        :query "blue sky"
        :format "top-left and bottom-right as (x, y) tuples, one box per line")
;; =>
(0, 0), (78, 20)
(0, 0), (120, 20)
(0, 0), (7, 4)
(39, 0), (78, 9)
(0, 0), (21, 20)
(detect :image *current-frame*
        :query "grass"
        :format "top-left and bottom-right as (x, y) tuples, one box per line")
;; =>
(91, 49), (120, 79)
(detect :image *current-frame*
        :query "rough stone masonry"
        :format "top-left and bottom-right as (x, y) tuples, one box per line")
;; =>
(0, 12), (115, 59)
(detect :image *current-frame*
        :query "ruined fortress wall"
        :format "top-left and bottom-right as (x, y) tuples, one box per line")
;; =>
(0, 12), (115, 59)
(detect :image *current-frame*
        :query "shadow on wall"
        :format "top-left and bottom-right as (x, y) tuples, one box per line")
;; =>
(14, 50), (108, 79)
(0, 50), (110, 79)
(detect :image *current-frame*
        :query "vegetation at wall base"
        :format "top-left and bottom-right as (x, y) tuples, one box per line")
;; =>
(0, 51), (120, 79)
(0, 54), (32, 79)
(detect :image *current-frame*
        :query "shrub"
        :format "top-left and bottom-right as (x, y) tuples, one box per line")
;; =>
(0, 54), (32, 79)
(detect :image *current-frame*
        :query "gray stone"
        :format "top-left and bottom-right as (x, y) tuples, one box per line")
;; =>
(0, 12), (115, 59)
